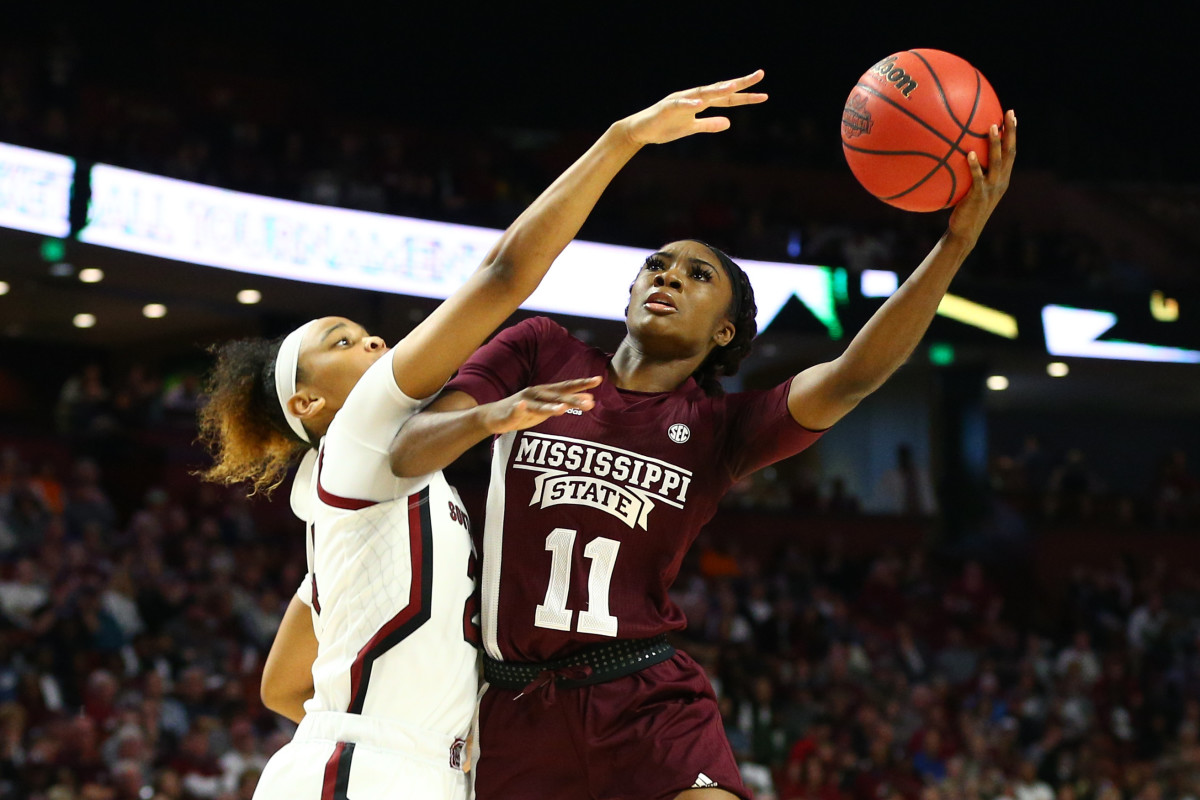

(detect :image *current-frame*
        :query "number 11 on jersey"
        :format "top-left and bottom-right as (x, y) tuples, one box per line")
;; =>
(534, 528), (621, 637)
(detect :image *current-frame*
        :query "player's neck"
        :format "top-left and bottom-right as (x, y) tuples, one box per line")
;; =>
(609, 338), (705, 393)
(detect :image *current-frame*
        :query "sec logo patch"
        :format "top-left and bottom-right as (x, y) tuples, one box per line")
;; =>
(667, 423), (691, 444)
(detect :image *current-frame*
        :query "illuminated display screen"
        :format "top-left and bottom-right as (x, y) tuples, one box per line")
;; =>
(0, 143), (75, 237)
(67, 160), (1200, 364)
(1042, 305), (1200, 364)
(845, 272), (1197, 364)
(79, 164), (839, 334)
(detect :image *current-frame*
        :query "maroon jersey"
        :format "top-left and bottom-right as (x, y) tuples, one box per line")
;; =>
(446, 316), (822, 662)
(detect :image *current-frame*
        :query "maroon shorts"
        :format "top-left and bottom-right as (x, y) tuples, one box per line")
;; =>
(474, 650), (749, 800)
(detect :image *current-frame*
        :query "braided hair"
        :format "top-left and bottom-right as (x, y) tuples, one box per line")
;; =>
(689, 241), (758, 397)
(196, 336), (309, 495)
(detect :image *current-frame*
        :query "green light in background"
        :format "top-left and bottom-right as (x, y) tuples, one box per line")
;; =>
(797, 266), (843, 340)
(832, 267), (849, 305)
(40, 238), (66, 262)
(928, 342), (955, 366)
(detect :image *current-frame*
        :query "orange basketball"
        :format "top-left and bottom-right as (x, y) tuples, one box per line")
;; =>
(841, 49), (1003, 212)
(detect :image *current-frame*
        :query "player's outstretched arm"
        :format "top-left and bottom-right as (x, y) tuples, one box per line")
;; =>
(390, 377), (602, 478)
(387, 71), (767, 401)
(787, 110), (1016, 432)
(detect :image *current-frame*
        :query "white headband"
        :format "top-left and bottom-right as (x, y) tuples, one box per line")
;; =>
(274, 320), (319, 445)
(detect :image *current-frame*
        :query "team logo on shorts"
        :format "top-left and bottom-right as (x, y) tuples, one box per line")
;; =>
(667, 423), (690, 444)
(449, 737), (466, 771)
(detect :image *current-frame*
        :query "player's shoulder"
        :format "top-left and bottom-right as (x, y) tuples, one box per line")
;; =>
(692, 381), (789, 428)
(506, 315), (592, 358)
(516, 315), (569, 340)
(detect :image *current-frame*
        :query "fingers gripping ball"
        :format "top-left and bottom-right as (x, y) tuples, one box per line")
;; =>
(841, 49), (1003, 212)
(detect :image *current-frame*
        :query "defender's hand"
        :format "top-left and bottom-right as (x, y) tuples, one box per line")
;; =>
(482, 376), (603, 434)
(617, 70), (768, 146)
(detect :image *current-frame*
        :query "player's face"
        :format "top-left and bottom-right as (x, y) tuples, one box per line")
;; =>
(625, 241), (735, 356)
(297, 317), (389, 414)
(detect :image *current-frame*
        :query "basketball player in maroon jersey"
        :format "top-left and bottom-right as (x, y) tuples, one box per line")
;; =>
(198, 71), (769, 799)
(390, 86), (1017, 797)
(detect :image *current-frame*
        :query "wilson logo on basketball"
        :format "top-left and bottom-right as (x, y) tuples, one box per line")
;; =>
(841, 94), (873, 139)
(870, 56), (919, 98)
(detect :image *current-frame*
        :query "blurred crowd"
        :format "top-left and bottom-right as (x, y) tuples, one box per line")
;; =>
(0, 37), (1188, 294)
(0, 442), (301, 800)
(718, 436), (1199, 534)
(0, 361), (1195, 800)
(989, 437), (1200, 532)
(48, 358), (1200, 534)
(674, 538), (1200, 800)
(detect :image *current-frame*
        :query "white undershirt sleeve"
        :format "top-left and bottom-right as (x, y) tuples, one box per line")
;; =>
(317, 351), (439, 504)
(296, 573), (314, 610)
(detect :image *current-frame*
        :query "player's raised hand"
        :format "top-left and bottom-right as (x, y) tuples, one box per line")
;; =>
(483, 376), (603, 434)
(618, 70), (767, 146)
(949, 109), (1017, 243)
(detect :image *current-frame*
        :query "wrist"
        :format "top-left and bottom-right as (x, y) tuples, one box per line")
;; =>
(478, 402), (508, 436)
(608, 119), (647, 152)
(942, 228), (978, 253)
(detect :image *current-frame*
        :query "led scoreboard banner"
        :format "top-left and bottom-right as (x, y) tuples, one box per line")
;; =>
(0, 143), (75, 237)
(845, 270), (1200, 365)
(78, 163), (842, 337)
(0, 142), (1182, 366)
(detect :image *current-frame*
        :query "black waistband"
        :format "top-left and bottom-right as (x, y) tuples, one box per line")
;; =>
(483, 635), (675, 692)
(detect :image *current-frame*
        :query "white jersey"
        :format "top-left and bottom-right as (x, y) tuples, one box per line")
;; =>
(255, 354), (477, 800)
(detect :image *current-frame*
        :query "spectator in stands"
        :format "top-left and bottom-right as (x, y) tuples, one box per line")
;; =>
(936, 626), (980, 688)
(1046, 449), (1102, 521)
(944, 560), (1003, 628)
(161, 373), (204, 424)
(62, 458), (116, 538)
(870, 444), (937, 517)
(1014, 759), (1054, 800)
(55, 364), (110, 436)
(911, 727), (948, 783)
(0, 557), (48, 628)
(218, 717), (267, 795)
(1152, 448), (1198, 527)
(1127, 591), (1168, 654)
(168, 725), (223, 799)
(821, 476), (861, 515)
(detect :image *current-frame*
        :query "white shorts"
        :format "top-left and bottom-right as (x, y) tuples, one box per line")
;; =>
(252, 711), (470, 800)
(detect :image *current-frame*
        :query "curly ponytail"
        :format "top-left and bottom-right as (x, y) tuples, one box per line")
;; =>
(689, 241), (758, 397)
(196, 337), (309, 495)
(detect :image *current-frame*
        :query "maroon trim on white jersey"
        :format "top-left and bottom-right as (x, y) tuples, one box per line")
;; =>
(316, 450), (379, 511)
(309, 523), (322, 615)
(346, 487), (434, 714)
(320, 740), (354, 800)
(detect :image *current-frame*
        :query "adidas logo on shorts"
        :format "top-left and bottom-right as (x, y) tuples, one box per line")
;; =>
(692, 772), (719, 789)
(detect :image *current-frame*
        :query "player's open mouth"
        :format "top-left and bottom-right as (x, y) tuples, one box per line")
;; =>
(644, 292), (677, 315)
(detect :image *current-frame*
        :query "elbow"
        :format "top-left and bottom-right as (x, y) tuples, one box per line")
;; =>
(831, 358), (895, 404)
(477, 254), (540, 300)
(839, 380), (879, 407)
(829, 371), (881, 408)
(260, 674), (304, 722)
(259, 675), (285, 715)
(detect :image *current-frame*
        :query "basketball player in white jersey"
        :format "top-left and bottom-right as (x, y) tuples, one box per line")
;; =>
(197, 72), (769, 800)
